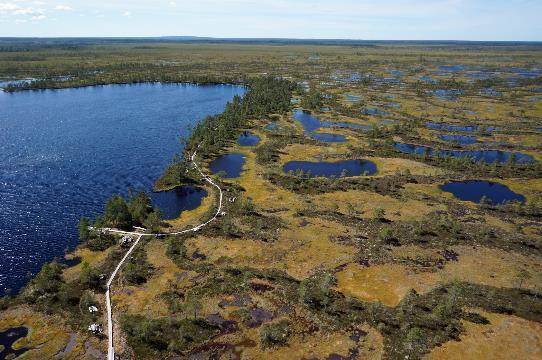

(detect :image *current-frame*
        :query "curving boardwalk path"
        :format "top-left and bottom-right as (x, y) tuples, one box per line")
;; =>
(104, 149), (224, 360)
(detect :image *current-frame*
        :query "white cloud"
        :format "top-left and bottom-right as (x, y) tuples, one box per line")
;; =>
(0, 1), (46, 22)
(0, 3), (19, 12)
(13, 8), (36, 15)
(169, 1), (177, 7)
(55, 5), (72, 11)
(122, 10), (131, 17)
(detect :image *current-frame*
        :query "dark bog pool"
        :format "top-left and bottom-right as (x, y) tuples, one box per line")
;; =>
(363, 108), (389, 116)
(343, 94), (361, 102)
(293, 110), (347, 142)
(266, 122), (278, 130)
(311, 133), (347, 142)
(441, 181), (525, 205)
(0, 327), (29, 359)
(209, 153), (246, 178)
(331, 72), (362, 82)
(426, 122), (497, 133)
(0, 83), (245, 296)
(429, 89), (463, 101)
(283, 159), (377, 178)
(437, 135), (478, 145)
(394, 143), (534, 164)
(439, 65), (466, 72)
(237, 131), (260, 146)
(293, 109), (372, 142)
(151, 186), (208, 220)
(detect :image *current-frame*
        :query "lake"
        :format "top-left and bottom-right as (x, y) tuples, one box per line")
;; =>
(0, 83), (245, 295)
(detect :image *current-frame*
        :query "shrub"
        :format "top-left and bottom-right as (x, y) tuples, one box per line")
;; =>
(86, 232), (117, 251)
(166, 236), (188, 262)
(260, 320), (292, 348)
(121, 315), (219, 355)
(299, 271), (336, 309)
(123, 247), (153, 285)
(79, 262), (101, 289)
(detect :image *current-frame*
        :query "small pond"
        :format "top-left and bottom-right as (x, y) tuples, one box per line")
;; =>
(426, 122), (497, 133)
(293, 110), (347, 142)
(343, 94), (362, 102)
(363, 108), (389, 116)
(283, 159), (377, 178)
(0, 327), (29, 359)
(331, 72), (362, 82)
(378, 119), (397, 126)
(265, 122), (278, 130)
(394, 143), (534, 164)
(439, 65), (466, 72)
(388, 69), (404, 76)
(311, 133), (347, 142)
(237, 131), (261, 146)
(417, 75), (436, 83)
(441, 181), (525, 205)
(437, 135), (478, 145)
(384, 102), (401, 108)
(429, 89), (463, 101)
(209, 153), (246, 178)
(479, 88), (501, 96)
(151, 186), (208, 220)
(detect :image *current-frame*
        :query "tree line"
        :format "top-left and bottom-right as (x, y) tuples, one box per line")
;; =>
(186, 76), (294, 158)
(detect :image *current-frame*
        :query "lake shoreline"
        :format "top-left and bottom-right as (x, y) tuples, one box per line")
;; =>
(1, 79), (245, 93)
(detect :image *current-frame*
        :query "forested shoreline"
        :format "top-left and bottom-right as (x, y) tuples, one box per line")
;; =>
(155, 76), (294, 190)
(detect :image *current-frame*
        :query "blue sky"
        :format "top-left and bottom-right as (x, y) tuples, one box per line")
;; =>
(0, 0), (540, 40)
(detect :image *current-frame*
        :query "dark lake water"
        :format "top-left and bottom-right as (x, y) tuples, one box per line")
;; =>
(441, 181), (525, 205)
(394, 143), (534, 164)
(0, 326), (29, 359)
(0, 83), (245, 295)
(283, 159), (377, 178)
(209, 153), (246, 178)
(237, 131), (261, 146)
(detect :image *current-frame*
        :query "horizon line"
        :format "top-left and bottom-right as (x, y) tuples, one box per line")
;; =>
(1, 36), (542, 43)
